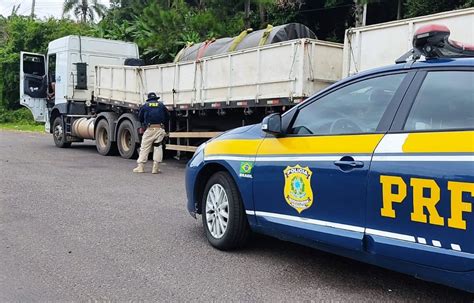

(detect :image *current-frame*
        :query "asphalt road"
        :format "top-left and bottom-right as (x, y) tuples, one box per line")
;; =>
(0, 130), (473, 302)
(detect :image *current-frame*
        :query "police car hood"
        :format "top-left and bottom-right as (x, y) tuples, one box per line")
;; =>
(213, 124), (262, 141)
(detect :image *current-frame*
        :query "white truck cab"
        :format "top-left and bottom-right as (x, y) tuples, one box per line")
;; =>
(20, 36), (139, 130)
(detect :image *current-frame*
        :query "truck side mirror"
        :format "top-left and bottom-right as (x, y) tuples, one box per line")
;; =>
(261, 113), (282, 135)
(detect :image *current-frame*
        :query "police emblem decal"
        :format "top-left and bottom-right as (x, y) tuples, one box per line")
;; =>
(283, 165), (314, 213)
(239, 161), (254, 178)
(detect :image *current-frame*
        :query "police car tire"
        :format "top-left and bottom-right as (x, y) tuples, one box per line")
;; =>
(202, 171), (250, 250)
(117, 120), (138, 159)
(95, 119), (117, 156)
(52, 117), (71, 148)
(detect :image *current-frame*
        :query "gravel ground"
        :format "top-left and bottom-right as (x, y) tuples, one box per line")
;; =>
(0, 130), (473, 302)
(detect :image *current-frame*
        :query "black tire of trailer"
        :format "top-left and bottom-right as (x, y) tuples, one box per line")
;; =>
(95, 119), (117, 156)
(201, 171), (250, 250)
(117, 120), (138, 159)
(52, 116), (71, 148)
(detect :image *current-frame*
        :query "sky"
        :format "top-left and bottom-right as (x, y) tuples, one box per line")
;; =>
(0, 0), (109, 19)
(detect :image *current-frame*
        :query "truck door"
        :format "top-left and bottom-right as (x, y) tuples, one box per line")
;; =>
(252, 72), (410, 251)
(20, 52), (48, 124)
(366, 69), (474, 271)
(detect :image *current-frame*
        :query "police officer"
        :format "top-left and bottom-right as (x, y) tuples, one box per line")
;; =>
(133, 92), (170, 174)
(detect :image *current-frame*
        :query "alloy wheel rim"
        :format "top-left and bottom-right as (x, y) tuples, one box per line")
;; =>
(205, 184), (229, 239)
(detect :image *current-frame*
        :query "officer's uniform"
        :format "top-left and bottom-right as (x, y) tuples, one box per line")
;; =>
(133, 93), (170, 174)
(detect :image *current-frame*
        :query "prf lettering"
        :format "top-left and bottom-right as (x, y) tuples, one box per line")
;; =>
(380, 175), (473, 230)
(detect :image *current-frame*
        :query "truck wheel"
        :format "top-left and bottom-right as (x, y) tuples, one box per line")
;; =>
(201, 171), (250, 250)
(95, 119), (116, 156)
(52, 117), (71, 148)
(117, 120), (138, 159)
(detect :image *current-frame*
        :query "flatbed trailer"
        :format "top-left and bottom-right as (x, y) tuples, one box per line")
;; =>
(95, 38), (342, 111)
(19, 35), (342, 158)
(93, 38), (342, 153)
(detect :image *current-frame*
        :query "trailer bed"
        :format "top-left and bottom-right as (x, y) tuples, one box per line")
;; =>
(94, 38), (343, 110)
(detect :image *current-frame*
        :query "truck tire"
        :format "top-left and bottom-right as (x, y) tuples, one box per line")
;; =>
(52, 116), (71, 148)
(117, 120), (138, 159)
(95, 119), (116, 156)
(201, 171), (250, 250)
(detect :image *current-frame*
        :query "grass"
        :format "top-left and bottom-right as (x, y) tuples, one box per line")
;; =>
(0, 123), (45, 132)
(0, 107), (45, 133)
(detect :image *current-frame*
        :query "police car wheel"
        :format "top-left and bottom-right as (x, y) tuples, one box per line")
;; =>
(117, 120), (138, 159)
(202, 171), (250, 250)
(52, 117), (71, 148)
(95, 119), (117, 156)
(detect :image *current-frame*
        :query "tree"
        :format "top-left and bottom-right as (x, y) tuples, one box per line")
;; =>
(97, 0), (245, 63)
(276, 0), (304, 8)
(244, 0), (250, 28)
(396, 0), (402, 19)
(141, 2), (243, 62)
(11, 4), (21, 16)
(404, 0), (471, 17)
(62, 0), (107, 23)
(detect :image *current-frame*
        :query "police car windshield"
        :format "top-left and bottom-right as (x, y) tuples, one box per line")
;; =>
(291, 73), (405, 135)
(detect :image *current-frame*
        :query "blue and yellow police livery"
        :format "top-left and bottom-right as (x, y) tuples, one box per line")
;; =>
(185, 26), (474, 292)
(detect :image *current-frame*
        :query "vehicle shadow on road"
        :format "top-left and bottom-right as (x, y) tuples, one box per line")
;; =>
(240, 233), (474, 301)
(66, 143), (97, 151)
(183, 220), (473, 301)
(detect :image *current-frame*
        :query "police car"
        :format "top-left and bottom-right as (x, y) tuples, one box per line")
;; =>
(185, 25), (474, 292)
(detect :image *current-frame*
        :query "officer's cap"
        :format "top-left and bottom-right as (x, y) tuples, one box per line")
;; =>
(147, 92), (159, 101)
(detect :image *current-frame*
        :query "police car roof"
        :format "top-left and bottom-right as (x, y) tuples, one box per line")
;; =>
(358, 57), (473, 78)
(337, 57), (473, 87)
(306, 57), (473, 102)
(410, 57), (474, 68)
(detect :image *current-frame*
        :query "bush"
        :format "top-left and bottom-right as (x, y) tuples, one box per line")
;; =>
(0, 107), (37, 124)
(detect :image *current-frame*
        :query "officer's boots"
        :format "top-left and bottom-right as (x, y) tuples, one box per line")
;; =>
(152, 161), (161, 174)
(133, 163), (145, 173)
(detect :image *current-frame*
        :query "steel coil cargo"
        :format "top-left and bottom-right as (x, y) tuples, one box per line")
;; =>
(174, 23), (316, 62)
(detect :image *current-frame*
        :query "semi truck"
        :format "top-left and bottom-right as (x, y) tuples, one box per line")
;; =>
(20, 24), (343, 158)
(20, 8), (474, 158)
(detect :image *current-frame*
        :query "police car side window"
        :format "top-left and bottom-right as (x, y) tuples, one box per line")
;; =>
(404, 71), (474, 131)
(291, 74), (405, 135)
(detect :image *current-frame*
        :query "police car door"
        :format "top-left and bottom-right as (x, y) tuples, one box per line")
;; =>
(366, 69), (474, 271)
(252, 72), (411, 251)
